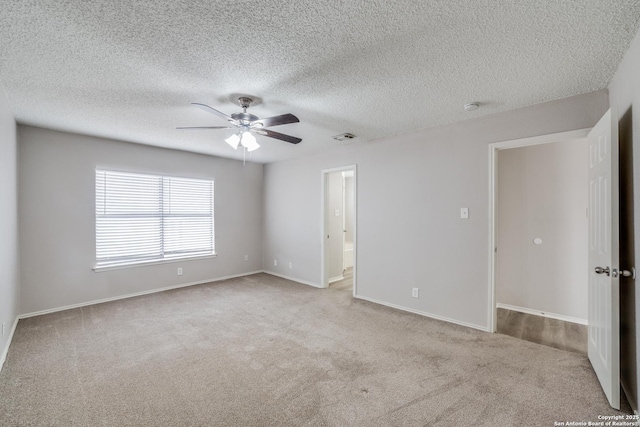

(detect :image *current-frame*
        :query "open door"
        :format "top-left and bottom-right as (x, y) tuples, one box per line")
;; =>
(588, 108), (620, 409)
(321, 165), (357, 295)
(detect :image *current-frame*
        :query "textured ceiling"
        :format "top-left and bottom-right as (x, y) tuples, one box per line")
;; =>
(1, 1), (639, 163)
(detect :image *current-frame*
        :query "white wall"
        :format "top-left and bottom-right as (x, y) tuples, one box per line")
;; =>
(18, 126), (263, 314)
(609, 26), (640, 413)
(496, 140), (588, 321)
(0, 87), (19, 368)
(344, 175), (354, 244)
(263, 90), (608, 330)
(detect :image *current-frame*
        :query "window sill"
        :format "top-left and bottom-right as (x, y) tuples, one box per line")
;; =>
(93, 253), (218, 273)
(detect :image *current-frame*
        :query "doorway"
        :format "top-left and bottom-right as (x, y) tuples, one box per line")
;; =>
(494, 137), (589, 353)
(490, 112), (624, 410)
(322, 165), (357, 295)
(488, 129), (591, 333)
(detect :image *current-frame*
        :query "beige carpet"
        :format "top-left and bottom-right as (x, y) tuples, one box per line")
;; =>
(0, 273), (631, 426)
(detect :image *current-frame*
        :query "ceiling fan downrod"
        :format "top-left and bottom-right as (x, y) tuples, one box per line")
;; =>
(232, 97), (259, 124)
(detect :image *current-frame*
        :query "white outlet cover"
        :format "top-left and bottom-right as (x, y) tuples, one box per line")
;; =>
(289, 262), (293, 269)
(274, 259), (278, 266)
(460, 208), (469, 219)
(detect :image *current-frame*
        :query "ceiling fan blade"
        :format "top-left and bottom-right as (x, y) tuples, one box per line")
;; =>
(252, 113), (299, 128)
(191, 103), (238, 125)
(255, 129), (302, 144)
(176, 126), (232, 130)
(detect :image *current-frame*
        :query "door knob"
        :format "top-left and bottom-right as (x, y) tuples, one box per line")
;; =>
(595, 266), (610, 276)
(621, 267), (636, 279)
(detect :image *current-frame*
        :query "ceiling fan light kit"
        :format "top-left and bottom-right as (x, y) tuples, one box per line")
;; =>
(178, 96), (301, 153)
(224, 133), (240, 150)
(225, 131), (259, 152)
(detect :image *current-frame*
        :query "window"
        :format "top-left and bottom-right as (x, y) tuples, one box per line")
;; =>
(95, 169), (215, 270)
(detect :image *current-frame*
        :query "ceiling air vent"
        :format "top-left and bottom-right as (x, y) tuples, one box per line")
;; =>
(332, 133), (356, 141)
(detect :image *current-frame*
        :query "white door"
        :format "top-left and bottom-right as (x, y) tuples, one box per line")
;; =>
(341, 173), (346, 272)
(588, 108), (620, 409)
(325, 171), (345, 283)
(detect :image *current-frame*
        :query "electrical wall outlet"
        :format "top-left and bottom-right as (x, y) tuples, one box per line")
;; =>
(244, 255), (249, 261)
(412, 288), (419, 298)
(289, 262), (293, 269)
(177, 267), (183, 276)
(2, 323), (4, 338)
(274, 259), (278, 267)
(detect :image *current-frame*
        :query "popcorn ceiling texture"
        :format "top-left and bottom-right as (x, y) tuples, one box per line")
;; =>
(0, 0), (639, 163)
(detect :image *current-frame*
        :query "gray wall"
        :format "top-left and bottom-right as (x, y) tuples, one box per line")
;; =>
(0, 87), (19, 365)
(609, 26), (640, 413)
(18, 126), (263, 314)
(263, 90), (608, 330)
(496, 140), (588, 321)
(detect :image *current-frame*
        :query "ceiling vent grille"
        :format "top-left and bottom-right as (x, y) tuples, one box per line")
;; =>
(332, 133), (356, 141)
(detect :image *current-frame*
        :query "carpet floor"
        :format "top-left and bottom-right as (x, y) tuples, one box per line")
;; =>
(0, 273), (632, 426)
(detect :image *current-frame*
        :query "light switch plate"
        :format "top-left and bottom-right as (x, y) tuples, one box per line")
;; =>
(460, 208), (469, 219)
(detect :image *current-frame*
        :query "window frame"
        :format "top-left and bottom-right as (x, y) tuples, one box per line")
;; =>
(93, 168), (216, 272)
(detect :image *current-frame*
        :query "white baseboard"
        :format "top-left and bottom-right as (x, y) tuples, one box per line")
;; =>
(262, 271), (323, 288)
(328, 275), (344, 284)
(496, 303), (587, 325)
(19, 270), (264, 319)
(0, 316), (19, 373)
(355, 294), (489, 332)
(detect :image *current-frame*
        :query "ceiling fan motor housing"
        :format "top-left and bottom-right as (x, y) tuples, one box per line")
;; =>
(231, 112), (260, 124)
(233, 97), (260, 125)
(231, 113), (258, 125)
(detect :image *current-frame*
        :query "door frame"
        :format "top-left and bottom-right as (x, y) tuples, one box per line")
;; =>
(342, 172), (347, 272)
(321, 165), (357, 296)
(487, 128), (591, 332)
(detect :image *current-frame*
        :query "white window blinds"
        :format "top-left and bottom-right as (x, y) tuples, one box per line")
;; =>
(95, 170), (215, 269)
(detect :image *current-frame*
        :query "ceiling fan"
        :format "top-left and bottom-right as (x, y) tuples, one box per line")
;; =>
(177, 96), (301, 152)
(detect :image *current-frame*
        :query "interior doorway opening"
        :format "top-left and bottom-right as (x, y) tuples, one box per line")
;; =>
(490, 111), (624, 411)
(495, 137), (589, 354)
(488, 129), (591, 334)
(321, 166), (357, 295)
